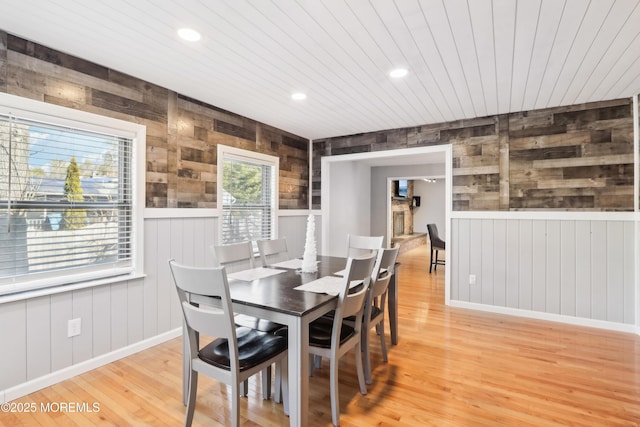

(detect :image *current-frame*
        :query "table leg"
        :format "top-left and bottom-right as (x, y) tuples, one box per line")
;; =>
(288, 317), (309, 427)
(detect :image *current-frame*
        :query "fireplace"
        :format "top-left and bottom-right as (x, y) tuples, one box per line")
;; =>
(393, 211), (404, 237)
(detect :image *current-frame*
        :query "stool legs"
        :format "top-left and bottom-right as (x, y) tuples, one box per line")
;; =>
(429, 248), (434, 273)
(429, 248), (443, 273)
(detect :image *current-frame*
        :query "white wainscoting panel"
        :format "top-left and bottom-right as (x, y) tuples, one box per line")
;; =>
(0, 300), (27, 390)
(0, 213), (312, 400)
(26, 296), (50, 381)
(92, 285), (111, 357)
(50, 293), (73, 372)
(451, 217), (636, 327)
(0, 216), (216, 396)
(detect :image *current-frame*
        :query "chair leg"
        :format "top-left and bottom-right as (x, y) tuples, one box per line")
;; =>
(429, 248), (434, 273)
(262, 366), (272, 400)
(355, 345), (367, 396)
(362, 326), (372, 385)
(329, 355), (340, 427)
(185, 370), (198, 427)
(434, 250), (438, 271)
(274, 359), (289, 415)
(240, 379), (248, 397)
(231, 381), (240, 427)
(281, 357), (289, 416)
(375, 321), (382, 335)
(308, 354), (315, 376)
(274, 363), (282, 403)
(378, 319), (388, 363)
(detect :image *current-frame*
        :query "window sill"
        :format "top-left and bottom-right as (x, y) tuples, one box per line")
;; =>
(0, 272), (147, 304)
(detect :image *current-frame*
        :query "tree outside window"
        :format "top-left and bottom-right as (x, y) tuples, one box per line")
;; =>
(62, 156), (87, 229)
(218, 146), (278, 246)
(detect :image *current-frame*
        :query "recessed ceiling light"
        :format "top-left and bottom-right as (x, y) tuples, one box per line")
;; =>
(291, 92), (307, 100)
(177, 28), (201, 42)
(389, 68), (408, 78)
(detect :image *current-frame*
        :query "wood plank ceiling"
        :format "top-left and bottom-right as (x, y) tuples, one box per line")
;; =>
(0, 0), (638, 140)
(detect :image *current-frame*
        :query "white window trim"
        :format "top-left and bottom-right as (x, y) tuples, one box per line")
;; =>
(0, 92), (146, 297)
(216, 144), (279, 244)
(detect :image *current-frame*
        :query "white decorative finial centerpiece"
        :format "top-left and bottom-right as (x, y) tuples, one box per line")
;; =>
(301, 214), (318, 273)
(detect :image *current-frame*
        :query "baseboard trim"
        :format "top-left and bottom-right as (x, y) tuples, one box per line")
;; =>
(449, 300), (638, 335)
(1, 328), (182, 403)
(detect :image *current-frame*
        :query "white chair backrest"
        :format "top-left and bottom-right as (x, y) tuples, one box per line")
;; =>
(210, 241), (255, 273)
(346, 234), (384, 258)
(369, 247), (399, 300)
(335, 255), (377, 323)
(168, 260), (239, 371)
(257, 238), (289, 267)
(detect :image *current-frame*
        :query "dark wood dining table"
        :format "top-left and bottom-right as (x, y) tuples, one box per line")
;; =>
(184, 255), (400, 427)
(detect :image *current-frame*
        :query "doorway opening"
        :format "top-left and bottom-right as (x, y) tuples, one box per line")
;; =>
(388, 176), (444, 256)
(320, 144), (452, 304)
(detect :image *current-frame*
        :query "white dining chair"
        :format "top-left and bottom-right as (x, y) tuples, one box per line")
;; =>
(210, 241), (255, 273)
(307, 254), (376, 426)
(210, 241), (284, 399)
(169, 260), (288, 427)
(257, 237), (289, 267)
(346, 234), (384, 258)
(211, 241), (280, 333)
(345, 247), (399, 384)
(312, 233), (381, 372)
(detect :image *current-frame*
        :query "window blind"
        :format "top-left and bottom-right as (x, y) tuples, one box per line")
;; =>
(0, 113), (133, 289)
(220, 156), (275, 245)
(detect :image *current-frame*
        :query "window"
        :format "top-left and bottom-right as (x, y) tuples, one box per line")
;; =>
(0, 93), (145, 296)
(397, 179), (408, 197)
(217, 145), (278, 245)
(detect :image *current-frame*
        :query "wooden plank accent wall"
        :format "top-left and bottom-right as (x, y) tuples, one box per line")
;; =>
(314, 99), (635, 211)
(508, 99), (634, 210)
(0, 31), (308, 209)
(172, 95), (308, 208)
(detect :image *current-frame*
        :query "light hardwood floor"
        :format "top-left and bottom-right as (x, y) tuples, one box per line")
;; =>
(2, 245), (639, 426)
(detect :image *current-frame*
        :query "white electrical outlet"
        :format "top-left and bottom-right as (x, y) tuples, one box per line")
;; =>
(68, 318), (81, 338)
(469, 274), (477, 285)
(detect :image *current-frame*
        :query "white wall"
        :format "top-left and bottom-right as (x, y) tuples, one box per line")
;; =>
(322, 160), (371, 256)
(413, 179), (446, 238)
(278, 213), (322, 258)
